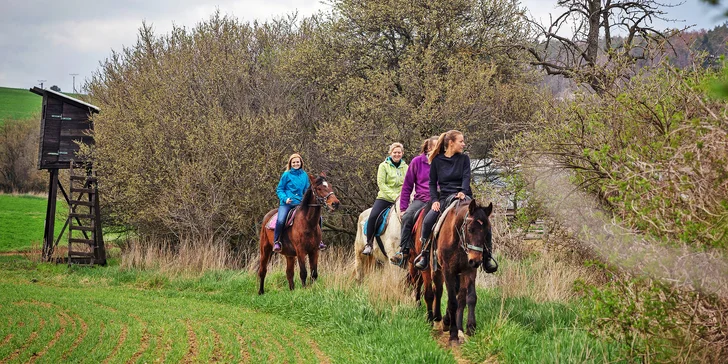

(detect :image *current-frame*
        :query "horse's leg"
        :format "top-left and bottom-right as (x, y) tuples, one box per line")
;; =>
(444, 272), (460, 342)
(286, 256), (296, 290)
(355, 252), (365, 283)
(297, 252), (308, 287)
(456, 275), (468, 334)
(423, 269), (435, 322)
(258, 239), (272, 295)
(434, 269), (444, 324)
(466, 273), (477, 336)
(414, 271), (423, 306)
(308, 250), (319, 282)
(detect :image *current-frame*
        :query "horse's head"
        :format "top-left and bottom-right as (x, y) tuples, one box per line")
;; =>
(462, 199), (493, 270)
(310, 173), (340, 212)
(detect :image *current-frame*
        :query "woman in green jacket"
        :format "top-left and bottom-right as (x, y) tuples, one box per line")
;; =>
(362, 142), (408, 255)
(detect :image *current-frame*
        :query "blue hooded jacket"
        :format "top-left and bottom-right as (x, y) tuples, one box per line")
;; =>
(276, 168), (310, 206)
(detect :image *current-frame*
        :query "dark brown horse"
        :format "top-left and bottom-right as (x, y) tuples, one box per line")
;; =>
(412, 199), (494, 344)
(258, 174), (340, 295)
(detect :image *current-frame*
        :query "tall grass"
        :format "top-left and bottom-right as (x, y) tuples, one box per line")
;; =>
(121, 237), (242, 274)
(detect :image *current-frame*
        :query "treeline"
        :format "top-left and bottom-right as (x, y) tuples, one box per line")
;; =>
(85, 0), (543, 244)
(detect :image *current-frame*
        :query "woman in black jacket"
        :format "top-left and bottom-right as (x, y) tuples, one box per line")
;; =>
(414, 129), (472, 270)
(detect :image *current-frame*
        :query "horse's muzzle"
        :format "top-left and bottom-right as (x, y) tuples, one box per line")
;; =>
(468, 258), (482, 269)
(329, 201), (340, 211)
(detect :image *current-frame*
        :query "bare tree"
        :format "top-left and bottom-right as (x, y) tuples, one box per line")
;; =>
(522, 0), (681, 93)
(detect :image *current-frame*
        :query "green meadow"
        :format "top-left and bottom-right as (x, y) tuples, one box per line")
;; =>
(0, 87), (42, 123)
(0, 194), (68, 252)
(0, 193), (621, 363)
(0, 256), (620, 363)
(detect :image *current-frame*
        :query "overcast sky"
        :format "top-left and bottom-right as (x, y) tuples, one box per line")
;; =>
(0, 0), (724, 92)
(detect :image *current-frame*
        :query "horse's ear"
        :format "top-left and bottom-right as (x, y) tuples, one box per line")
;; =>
(319, 171), (328, 178)
(484, 202), (493, 217)
(468, 198), (478, 215)
(308, 173), (315, 184)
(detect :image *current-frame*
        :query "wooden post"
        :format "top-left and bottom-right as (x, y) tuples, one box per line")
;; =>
(94, 183), (107, 265)
(42, 169), (59, 261)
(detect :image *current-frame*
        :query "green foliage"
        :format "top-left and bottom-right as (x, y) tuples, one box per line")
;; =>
(0, 87), (41, 123)
(0, 194), (67, 252)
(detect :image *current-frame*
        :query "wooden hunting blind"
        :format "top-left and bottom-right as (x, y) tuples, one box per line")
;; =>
(30, 87), (106, 266)
(31, 86), (98, 169)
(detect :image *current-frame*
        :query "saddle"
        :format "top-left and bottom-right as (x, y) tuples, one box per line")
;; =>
(424, 196), (471, 271)
(362, 206), (391, 237)
(265, 206), (300, 230)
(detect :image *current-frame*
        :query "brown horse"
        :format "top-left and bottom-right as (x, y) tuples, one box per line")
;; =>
(407, 205), (441, 320)
(412, 199), (494, 344)
(258, 174), (340, 295)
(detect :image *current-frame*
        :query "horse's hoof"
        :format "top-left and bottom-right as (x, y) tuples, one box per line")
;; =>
(458, 330), (466, 343)
(449, 338), (460, 347)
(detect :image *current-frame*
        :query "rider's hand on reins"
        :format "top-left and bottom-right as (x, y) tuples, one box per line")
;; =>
(432, 201), (440, 211)
(455, 192), (465, 200)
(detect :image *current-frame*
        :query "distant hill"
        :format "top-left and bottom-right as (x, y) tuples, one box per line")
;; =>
(0, 87), (42, 122)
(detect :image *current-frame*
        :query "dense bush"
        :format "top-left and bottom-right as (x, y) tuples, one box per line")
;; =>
(502, 61), (728, 250)
(86, 1), (542, 245)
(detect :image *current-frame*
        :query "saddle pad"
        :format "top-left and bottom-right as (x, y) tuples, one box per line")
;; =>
(412, 207), (427, 234)
(363, 206), (391, 237)
(432, 200), (459, 240)
(265, 206), (300, 230)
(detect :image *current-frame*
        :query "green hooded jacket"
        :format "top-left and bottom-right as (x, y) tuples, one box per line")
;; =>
(376, 156), (409, 202)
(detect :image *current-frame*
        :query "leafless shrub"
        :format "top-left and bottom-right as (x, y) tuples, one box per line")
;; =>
(0, 118), (45, 193)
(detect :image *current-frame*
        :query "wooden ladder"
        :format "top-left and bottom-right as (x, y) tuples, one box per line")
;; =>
(67, 161), (105, 266)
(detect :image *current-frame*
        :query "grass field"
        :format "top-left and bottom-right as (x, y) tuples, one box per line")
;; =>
(0, 87), (42, 122)
(0, 193), (622, 362)
(0, 194), (68, 252)
(0, 256), (621, 363)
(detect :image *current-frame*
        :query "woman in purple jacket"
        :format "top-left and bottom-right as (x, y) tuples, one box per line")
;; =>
(390, 136), (439, 267)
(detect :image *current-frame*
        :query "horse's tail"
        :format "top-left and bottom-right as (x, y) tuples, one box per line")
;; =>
(259, 212), (272, 250)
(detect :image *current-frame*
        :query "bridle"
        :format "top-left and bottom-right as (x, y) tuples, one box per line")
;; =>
(456, 209), (492, 256)
(308, 182), (336, 208)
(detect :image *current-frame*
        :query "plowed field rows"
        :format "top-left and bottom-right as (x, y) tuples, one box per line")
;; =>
(0, 283), (332, 363)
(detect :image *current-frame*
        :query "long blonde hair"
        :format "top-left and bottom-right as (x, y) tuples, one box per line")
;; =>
(286, 153), (304, 171)
(429, 130), (463, 163)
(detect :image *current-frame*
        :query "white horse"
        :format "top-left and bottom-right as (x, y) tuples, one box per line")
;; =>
(354, 198), (402, 283)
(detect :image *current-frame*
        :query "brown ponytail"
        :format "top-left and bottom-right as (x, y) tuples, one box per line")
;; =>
(428, 130), (462, 163)
(420, 136), (439, 155)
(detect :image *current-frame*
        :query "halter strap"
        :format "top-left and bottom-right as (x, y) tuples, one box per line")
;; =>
(457, 210), (490, 254)
(308, 187), (336, 207)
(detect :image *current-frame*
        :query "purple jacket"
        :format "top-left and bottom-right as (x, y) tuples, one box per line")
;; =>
(400, 153), (431, 211)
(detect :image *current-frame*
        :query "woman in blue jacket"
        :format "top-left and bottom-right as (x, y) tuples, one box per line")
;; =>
(273, 153), (325, 252)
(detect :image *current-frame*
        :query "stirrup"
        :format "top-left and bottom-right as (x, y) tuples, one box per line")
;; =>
(389, 251), (409, 268)
(414, 251), (429, 270)
(362, 244), (373, 256)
